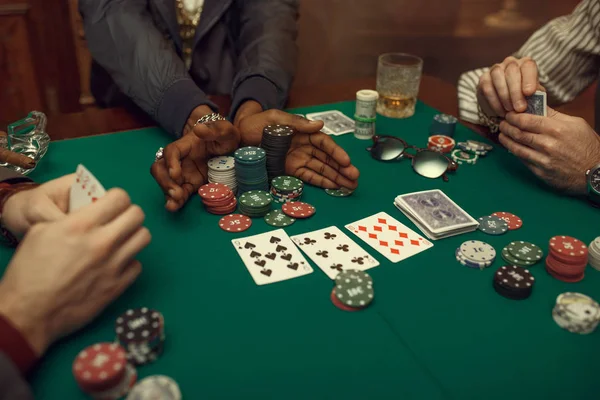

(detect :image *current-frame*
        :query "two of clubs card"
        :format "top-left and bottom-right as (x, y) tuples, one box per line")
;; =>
(69, 164), (107, 213)
(232, 213), (434, 285)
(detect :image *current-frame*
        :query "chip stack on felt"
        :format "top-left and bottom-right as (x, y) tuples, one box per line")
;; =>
(238, 190), (272, 217)
(207, 156), (237, 193)
(493, 265), (535, 300)
(552, 292), (600, 334)
(588, 237), (600, 271)
(456, 140), (493, 156)
(198, 183), (237, 215)
(456, 240), (496, 270)
(427, 135), (455, 154)
(545, 235), (588, 282)
(73, 343), (137, 399)
(115, 308), (165, 366)
(429, 113), (457, 137)
(330, 270), (374, 311)
(270, 176), (303, 203)
(234, 146), (269, 194)
(260, 125), (294, 182)
(501, 241), (543, 268)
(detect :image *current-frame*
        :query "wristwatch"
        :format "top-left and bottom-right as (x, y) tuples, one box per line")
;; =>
(586, 163), (600, 207)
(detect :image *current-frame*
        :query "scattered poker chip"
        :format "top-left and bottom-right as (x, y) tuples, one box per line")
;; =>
(451, 149), (478, 165)
(219, 214), (252, 232)
(493, 265), (534, 300)
(501, 246), (535, 267)
(73, 343), (131, 394)
(264, 210), (295, 227)
(334, 269), (374, 308)
(115, 308), (165, 366)
(330, 288), (361, 312)
(506, 241), (543, 263)
(126, 375), (181, 400)
(477, 215), (508, 235)
(282, 201), (316, 219)
(491, 212), (522, 230)
(552, 293), (600, 334)
(459, 240), (496, 263)
(325, 187), (355, 197)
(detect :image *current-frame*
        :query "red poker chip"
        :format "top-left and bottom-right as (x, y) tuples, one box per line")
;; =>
(219, 214), (252, 232)
(198, 183), (231, 200)
(428, 135), (455, 147)
(73, 343), (128, 393)
(549, 236), (588, 260)
(330, 288), (362, 312)
(491, 212), (522, 230)
(282, 202), (315, 219)
(545, 255), (586, 277)
(202, 192), (234, 205)
(545, 262), (584, 283)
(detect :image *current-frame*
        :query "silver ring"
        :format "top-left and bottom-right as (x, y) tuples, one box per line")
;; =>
(194, 113), (226, 127)
(155, 147), (164, 162)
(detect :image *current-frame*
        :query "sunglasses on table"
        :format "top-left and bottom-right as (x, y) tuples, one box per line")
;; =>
(366, 135), (458, 182)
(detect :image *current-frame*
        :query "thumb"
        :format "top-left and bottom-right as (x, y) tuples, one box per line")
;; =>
(266, 110), (324, 134)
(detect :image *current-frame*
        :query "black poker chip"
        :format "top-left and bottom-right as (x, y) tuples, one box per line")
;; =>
(115, 307), (163, 344)
(493, 266), (534, 300)
(260, 125), (294, 182)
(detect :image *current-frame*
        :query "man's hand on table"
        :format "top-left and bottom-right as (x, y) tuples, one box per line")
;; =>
(151, 106), (241, 212)
(0, 189), (150, 355)
(499, 107), (600, 194)
(477, 56), (542, 118)
(2, 174), (73, 238)
(235, 106), (360, 190)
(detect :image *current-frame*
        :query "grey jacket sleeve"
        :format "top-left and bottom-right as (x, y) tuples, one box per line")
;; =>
(79, 0), (216, 138)
(230, 0), (299, 118)
(0, 353), (34, 400)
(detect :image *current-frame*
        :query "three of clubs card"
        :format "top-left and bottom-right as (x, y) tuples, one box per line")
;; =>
(69, 164), (106, 213)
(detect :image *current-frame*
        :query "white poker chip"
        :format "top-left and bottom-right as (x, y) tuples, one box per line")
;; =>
(126, 375), (181, 400)
(459, 240), (496, 263)
(208, 156), (235, 171)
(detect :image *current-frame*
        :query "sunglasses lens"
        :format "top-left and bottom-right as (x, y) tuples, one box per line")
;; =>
(371, 138), (405, 161)
(413, 151), (448, 179)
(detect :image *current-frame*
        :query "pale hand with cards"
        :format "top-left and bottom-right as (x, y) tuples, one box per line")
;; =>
(69, 164), (107, 213)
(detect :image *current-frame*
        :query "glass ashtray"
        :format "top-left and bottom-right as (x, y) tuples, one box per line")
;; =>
(1, 111), (50, 175)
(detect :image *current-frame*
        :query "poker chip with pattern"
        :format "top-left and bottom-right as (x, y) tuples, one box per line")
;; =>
(552, 292), (600, 334)
(260, 125), (294, 182)
(270, 176), (304, 203)
(234, 146), (269, 195)
(264, 210), (295, 227)
(238, 190), (272, 217)
(115, 308), (165, 366)
(427, 135), (455, 154)
(198, 183), (237, 215)
(451, 149), (478, 165)
(477, 215), (508, 235)
(332, 270), (374, 310)
(588, 236), (600, 271)
(208, 156), (237, 193)
(282, 201), (315, 219)
(506, 241), (543, 263)
(455, 248), (493, 270)
(219, 214), (252, 232)
(325, 187), (355, 197)
(491, 212), (522, 230)
(545, 235), (588, 282)
(429, 113), (457, 137)
(493, 265), (535, 300)
(459, 240), (496, 264)
(126, 375), (182, 400)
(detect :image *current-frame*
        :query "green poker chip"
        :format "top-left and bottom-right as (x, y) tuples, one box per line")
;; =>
(264, 210), (296, 227)
(334, 270), (374, 307)
(325, 188), (354, 197)
(451, 149), (478, 164)
(234, 146), (266, 162)
(501, 246), (535, 267)
(271, 176), (303, 192)
(239, 190), (272, 207)
(506, 241), (543, 263)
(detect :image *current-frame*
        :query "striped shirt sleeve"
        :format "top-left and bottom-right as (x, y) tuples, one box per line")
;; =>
(458, 0), (600, 126)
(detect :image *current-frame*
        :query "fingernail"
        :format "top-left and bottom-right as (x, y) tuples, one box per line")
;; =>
(516, 101), (526, 110)
(168, 189), (176, 197)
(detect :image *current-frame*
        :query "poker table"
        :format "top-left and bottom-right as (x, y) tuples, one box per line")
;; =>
(3, 99), (600, 400)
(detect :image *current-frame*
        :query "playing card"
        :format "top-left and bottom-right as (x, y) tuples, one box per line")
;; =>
(305, 110), (355, 136)
(291, 226), (379, 279)
(345, 212), (433, 263)
(525, 90), (547, 117)
(69, 164), (107, 213)
(232, 229), (313, 285)
(395, 190), (478, 236)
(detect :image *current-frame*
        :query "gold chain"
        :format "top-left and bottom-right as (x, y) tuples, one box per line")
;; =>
(175, 0), (203, 60)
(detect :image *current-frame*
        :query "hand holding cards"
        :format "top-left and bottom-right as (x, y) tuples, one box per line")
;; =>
(69, 164), (107, 212)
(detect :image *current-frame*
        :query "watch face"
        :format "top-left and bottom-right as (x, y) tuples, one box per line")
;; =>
(591, 169), (600, 192)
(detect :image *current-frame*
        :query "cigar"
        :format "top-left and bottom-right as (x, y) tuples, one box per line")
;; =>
(0, 147), (36, 169)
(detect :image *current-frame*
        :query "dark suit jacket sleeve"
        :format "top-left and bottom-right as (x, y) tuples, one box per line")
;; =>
(0, 353), (34, 400)
(230, 0), (300, 118)
(79, 0), (217, 138)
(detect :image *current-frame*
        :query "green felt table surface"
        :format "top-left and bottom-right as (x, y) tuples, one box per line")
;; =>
(3, 100), (600, 399)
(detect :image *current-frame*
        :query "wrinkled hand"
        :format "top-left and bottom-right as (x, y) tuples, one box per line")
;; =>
(478, 56), (542, 117)
(2, 174), (73, 238)
(151, 121), (240, 211)
(499, 107), (600, 193)
(236, 109), (360, 189)
(0, 189), (151, 355)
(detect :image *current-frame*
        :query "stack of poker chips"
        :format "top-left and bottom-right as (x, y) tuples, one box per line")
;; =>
(477, 215), (508, 235)
(127, 375), (182, 400)
(456, 140), (493, 157)
(354, 89), (378, 140)
(270, 176), (304, 203)
(429, 113), (457, 137)
(501, 241), (543, 267)
(552, 292), (600, 334)
(427, 134), (455, 154)
(234, 146), (269, 195)
(115, 308), (165, 366)
(207, 156), (237, 193)
(260, 125), (294, 182)
(451, 149), (478, 165)
(588, 237), (600, 271)
(545, 235), (588, 283)
(493, 265), (535, 300)
(238, 190), (272, 218)
(73, 343), (137, 399)
(198, 183), (237, 215)
(330, 270), (374, 311)
(455, 240), (496, 270)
